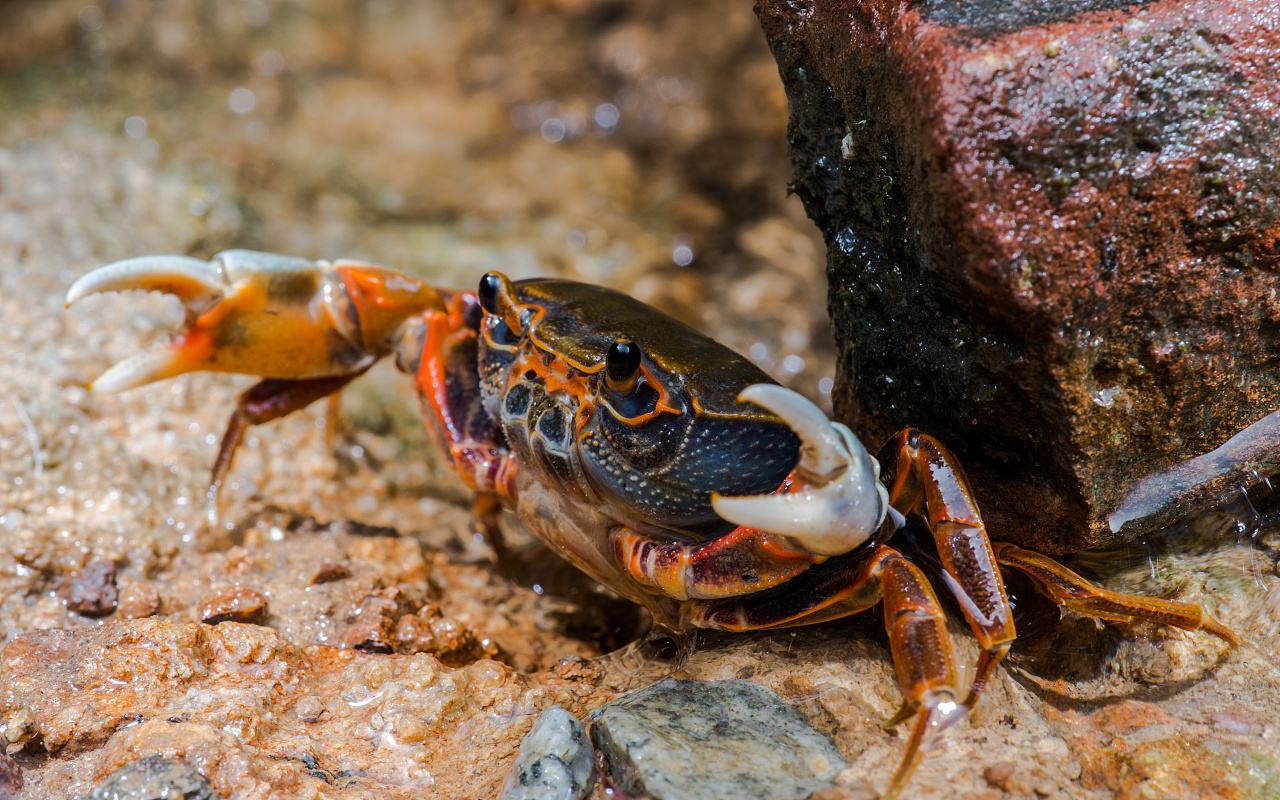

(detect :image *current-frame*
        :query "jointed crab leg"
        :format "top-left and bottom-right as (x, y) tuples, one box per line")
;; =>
(879, 429), (1017, 709)
(612, 525), (820, 601)
(688, 545), (965, 800)
(208, 373), (365, 510)
(992, 542), (1239, 645)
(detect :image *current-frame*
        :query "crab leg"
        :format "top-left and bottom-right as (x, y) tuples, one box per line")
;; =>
(992, 542), (1239, 645)
(208, 374), (365, 510)
(410, 289), (519, 556)
(611, 525), (821, 601)
(878, 429), (1017, 709)
(688, 545), (966, 800)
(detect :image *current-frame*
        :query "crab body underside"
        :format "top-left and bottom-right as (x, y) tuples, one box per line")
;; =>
(67, 250), (1237, 798)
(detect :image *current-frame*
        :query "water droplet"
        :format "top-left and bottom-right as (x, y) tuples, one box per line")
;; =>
(256, 50), (286, 77)
(671, 237), (694, 267)
(1092, 386), (1121, 408)
(123, 115), (148, 139)
(228, 87), (257, 115)
(539, 118), (567, 143)
(593, 102), (620, 130)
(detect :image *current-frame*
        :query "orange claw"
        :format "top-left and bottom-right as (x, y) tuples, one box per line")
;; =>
(66, 249), (443, 392)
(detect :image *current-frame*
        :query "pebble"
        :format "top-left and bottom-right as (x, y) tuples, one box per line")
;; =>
(59, 561), (118, 617)
(590, 678), (846, 800)
(117, 582), (161, 619)
(501, 707), (594, 800)
(293, 695), (326, 723)
(77, 755), (217, 800)
(308, 562), (352, 585)
(199, 587), (269, 625)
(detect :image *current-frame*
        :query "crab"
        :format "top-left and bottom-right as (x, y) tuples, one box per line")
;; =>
(66, 250), (1237, 798)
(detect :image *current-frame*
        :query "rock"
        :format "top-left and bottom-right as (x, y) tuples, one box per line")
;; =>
(589, 678), (846, 800)
(117, 582), (161, 620)
(500, 706), (594, 800)
(308, 562), (351, 585)
(340, 588), (405, 654)
(78, 755), (216, 800)
(60, 561), (118, 617)
(198, 588), (268, 626)
(0, 751), (21, 798)
(393, 603), (495, 665)
(756, 0), (1280, 551)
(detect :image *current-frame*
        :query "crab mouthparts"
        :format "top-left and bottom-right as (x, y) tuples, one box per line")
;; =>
(711, 383), (888, 558)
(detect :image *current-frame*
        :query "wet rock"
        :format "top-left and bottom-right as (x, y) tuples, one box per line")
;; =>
(0, 751), (21, 798)
(0, 619), (579, 796)
(60, 561), (118, 617)
(78, 755), (216, 800)
(308, 562), (351, 585)
(501, 706), (594, 800)
(757, 0), (1280, 551)
(198, 588), (268, 626)
(394, 603), (496, 665)
(340, 588), (405, 654)
(117, 582), (161, 620)
(590, 678), (846, 800)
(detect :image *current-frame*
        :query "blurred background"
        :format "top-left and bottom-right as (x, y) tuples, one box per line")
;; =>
(1, 0), (833, 402)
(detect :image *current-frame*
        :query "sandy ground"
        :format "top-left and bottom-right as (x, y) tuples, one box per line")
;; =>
(1, 2), (1278, 798)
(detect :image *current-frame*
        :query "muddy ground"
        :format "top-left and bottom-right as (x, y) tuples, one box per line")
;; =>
(0, 1), (1278, 798)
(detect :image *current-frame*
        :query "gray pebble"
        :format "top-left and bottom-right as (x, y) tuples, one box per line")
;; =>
(590, 678), (846, 800)
(78, 755), (217, 800)
(501, 706), (594, 800)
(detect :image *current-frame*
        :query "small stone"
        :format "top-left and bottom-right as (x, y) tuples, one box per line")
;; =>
(199, 587), (269, 625)
(340, 591), (400, 653)
(590, 678), (846, 800)
(59, 561), (117, 617)
(293, 695), (325, 723)
(308, 562), (352, 585)
(78, 755), (217, 800)
(983, 761), (1016, 790)
(0, 751), (21, 798)
(501, 707), (593, 800)
(117, 582), (161, 619)
(393, 603), (493, 665)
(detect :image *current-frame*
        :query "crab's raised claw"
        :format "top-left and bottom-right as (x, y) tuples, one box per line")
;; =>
(712, 384), (888, 557)
(66, 249), (443, 393)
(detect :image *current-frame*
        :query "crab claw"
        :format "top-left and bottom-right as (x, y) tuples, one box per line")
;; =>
(711, 384), (888, 557)
(66, 249), (442, 393)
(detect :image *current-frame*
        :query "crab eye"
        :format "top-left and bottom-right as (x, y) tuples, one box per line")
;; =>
(485, 313), (520, 347)
(605, 339), (642, 393)
(478, 272), (502, 315)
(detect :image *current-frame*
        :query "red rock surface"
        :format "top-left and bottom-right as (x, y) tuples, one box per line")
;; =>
(757, 0), (1280, 551)
(0, 619), (595, 797)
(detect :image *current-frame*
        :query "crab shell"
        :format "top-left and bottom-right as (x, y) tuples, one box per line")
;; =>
(471, 274), (889, 602)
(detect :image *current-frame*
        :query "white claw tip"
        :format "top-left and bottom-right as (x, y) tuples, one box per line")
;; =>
(65, 255), (224, 308)
(713, 383), (887, 557)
